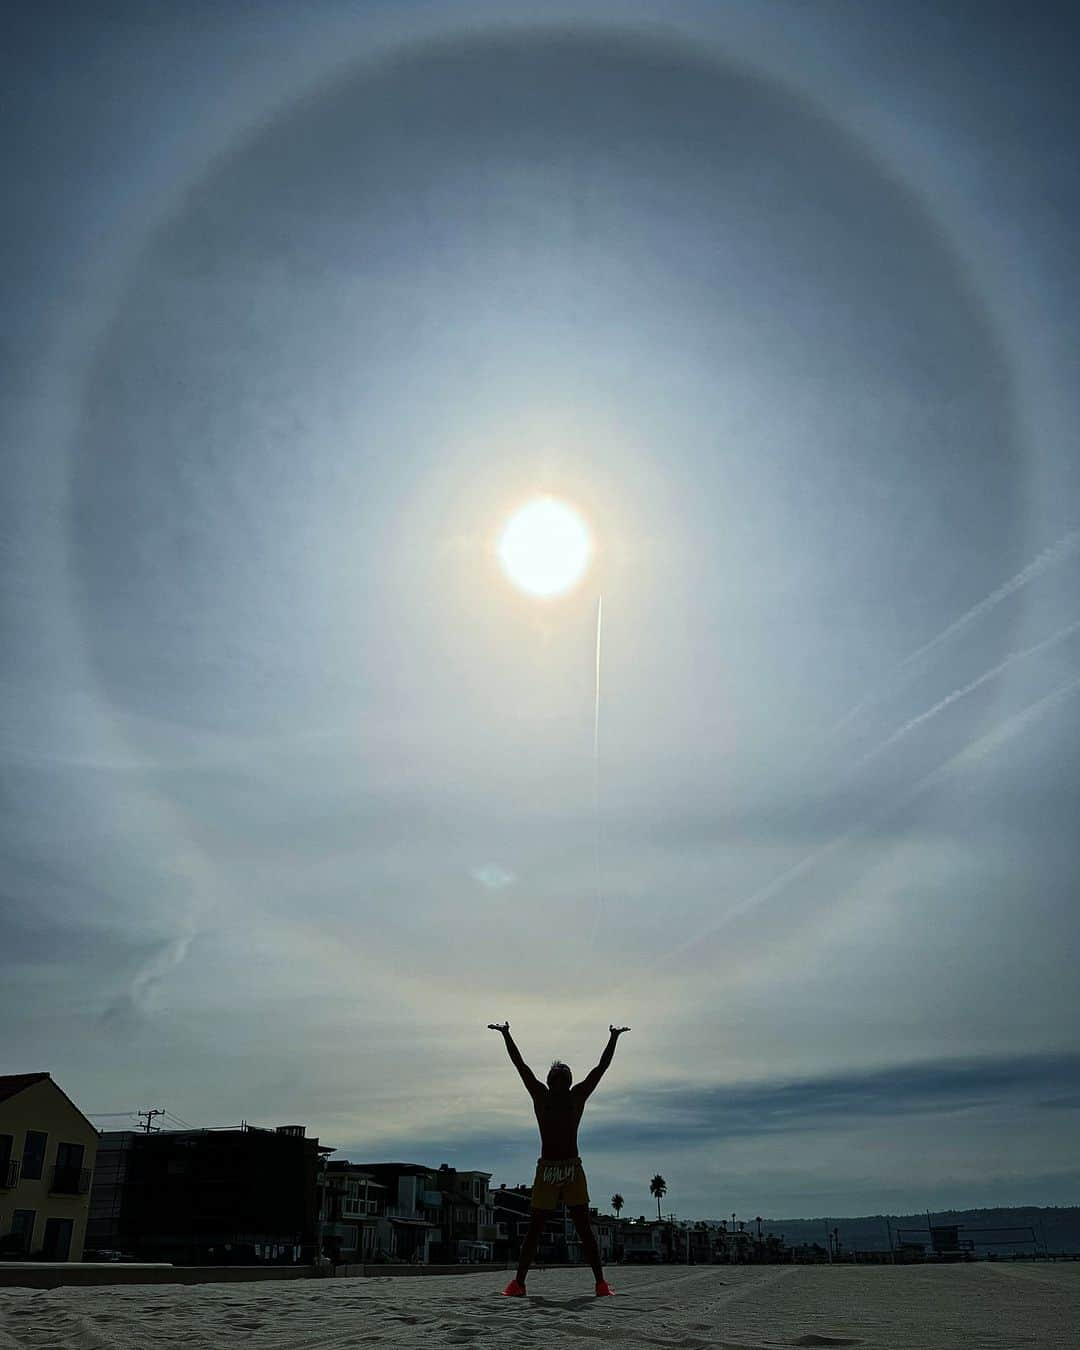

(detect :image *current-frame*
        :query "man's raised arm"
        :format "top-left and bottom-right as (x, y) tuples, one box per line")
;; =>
(577, 1025), (630, 1100)
(488, 1022), (543, 1096)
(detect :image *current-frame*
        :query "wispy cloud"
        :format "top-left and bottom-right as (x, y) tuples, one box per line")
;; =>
(857, 619), (1080, 770)
(652, 667), (1080, 972)
(831, 530), (1080, 736)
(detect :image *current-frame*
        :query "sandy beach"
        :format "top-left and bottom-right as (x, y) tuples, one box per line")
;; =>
(1, 1262), (1077, 1349)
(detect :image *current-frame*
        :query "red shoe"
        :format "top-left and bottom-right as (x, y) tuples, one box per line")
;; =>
(595, 1279), (615, 1297)
(502, 1278), (527, 1297)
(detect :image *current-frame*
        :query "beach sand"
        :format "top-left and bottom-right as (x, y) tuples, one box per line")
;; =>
(1, 1262), (1077, 1348)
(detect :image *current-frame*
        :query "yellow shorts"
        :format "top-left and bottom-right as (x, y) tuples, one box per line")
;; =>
(530, 1156), (589, 1211)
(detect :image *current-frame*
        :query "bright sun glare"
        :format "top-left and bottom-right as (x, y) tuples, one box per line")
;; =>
(497, 497), (592, 598)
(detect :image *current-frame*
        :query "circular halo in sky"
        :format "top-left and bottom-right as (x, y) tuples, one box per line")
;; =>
(70, 25), (1021, 744)
(497, 497), (593, 598)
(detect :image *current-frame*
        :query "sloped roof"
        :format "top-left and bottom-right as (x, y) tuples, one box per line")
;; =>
(0, 1072), (99, 1133)
(0, 1073), (50, 1106)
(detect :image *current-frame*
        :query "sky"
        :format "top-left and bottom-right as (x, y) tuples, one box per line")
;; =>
(3, 0), (1079, 1222)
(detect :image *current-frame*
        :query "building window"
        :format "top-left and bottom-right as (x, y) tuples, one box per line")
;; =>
(0, 1134), (15, 1189)
(22, 1131), (47, 1182)
(42, 1217), (73, 1261)
(10, 1210), (35, 1256)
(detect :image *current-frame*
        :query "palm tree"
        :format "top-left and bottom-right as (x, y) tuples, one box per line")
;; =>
(649, 1174), (667, 1223)
(610, 1193), (625, 1264)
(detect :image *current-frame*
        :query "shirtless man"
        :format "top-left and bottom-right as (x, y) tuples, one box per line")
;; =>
(488, 1021), (629, 1297)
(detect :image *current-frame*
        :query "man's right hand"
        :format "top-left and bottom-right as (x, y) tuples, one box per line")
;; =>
(488, 1022), (510, 1034)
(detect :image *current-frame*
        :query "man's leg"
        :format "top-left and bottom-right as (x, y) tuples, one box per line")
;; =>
(568, 1205), (604, 1282)
(515, 1209), (550, 1287)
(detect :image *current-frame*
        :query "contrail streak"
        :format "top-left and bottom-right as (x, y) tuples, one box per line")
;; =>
(856, 618), (1080, 770)
(594, 594), (603, 814)
(556, 595), (604, 1044)
(587, 595), (604, 955)
(831, 528), (1080, 737)
(656, 667), (1080, 971)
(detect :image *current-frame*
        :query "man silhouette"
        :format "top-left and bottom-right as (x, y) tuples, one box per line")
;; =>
(488, 1021), (629, 1297)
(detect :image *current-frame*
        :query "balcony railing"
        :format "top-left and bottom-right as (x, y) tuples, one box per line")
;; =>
(50, 1165), (91, 1196)
(341, 1200), (378, 1218)
(1, 1160), (19, 1189)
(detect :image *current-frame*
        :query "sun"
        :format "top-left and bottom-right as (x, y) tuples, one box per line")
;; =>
(497, 497), (593, 598)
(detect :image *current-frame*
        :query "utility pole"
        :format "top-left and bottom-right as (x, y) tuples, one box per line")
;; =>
(138, 1108), (166, 1134)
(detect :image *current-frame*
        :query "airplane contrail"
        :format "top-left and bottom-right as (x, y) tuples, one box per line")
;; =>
(594, 594), (603, 815)
(656, 666), (1080, 971)
(856, 618), (1080, 771)
(587, 594), (604, 955)
(554, 595), (604, 1045)
(831, 528), (1080, 738)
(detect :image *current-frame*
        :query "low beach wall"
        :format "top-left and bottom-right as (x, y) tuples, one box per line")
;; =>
(0, 1261), (514, 1290)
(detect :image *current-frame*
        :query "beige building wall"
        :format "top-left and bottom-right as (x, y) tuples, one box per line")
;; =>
(0, 1077), (99, 1261)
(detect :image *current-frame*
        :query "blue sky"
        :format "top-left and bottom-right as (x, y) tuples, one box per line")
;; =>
(3, 0), (1079, 1221)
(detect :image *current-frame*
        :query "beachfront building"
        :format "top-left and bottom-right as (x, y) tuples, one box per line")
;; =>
(713, 1219), (759, 1263)
(0, 1073), (99, 1261)
(318, 1162), (385, 1262)
(565, 1207), (616, 1265)
(622, 1216), (668, 1263)
(492, 1182), (569, 1263)
(684, 1221), (719, 1264)
(427, 1164), (496, 1263)
(489, 1184), (618, 1268)
(87, 1123), (332, 1264)
(350, 1162), (440, 1263)
(491, 1184), (531, 1264)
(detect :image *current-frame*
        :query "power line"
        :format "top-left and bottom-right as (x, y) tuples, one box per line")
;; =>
(89, 1108), (199, 1129)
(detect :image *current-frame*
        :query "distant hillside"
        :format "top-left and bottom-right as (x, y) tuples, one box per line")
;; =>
(717, 1207), (1080, 1254)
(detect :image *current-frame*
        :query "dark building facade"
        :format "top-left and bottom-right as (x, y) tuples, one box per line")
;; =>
(88, 1124), (332, 1264)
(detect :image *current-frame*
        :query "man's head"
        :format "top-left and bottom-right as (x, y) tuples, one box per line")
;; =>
(547, 1061), (572, 1092)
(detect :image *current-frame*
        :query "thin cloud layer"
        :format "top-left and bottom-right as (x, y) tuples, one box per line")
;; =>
(3, 2), (1079, 1220)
